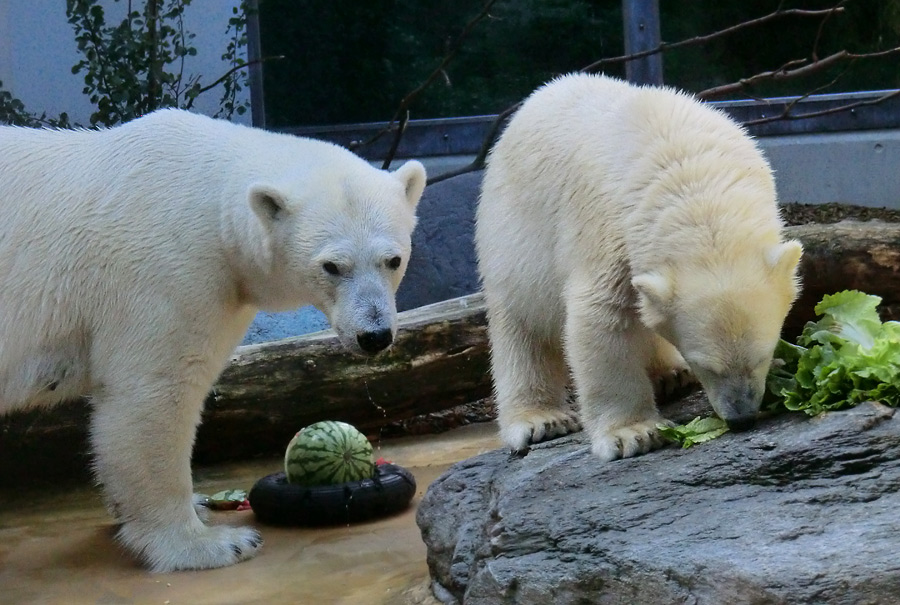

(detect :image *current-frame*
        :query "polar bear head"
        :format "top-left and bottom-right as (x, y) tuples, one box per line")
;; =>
(633, 240), (803, 430)
(243, 158), (426, 355)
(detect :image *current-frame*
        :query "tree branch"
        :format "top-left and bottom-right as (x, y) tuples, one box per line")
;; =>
(411, 0), (900, 185)
(698, 45), (900, 99)
(184, 55), (283, 109)
(743, 88), (900, 128)
(580, 5), (845, 73)
(426, 2), (852, 184)
(427, 101), (520, 185)
(365, 0), (498, 167)
(381, 110), (409, 170)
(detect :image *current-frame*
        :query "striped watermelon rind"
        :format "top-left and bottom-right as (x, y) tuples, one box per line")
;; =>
(284, 421), (375, 486)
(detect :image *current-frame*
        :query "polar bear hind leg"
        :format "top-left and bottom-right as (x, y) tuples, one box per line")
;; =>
(490, 307), (580, 452)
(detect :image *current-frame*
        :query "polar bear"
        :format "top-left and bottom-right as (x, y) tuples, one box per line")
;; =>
(475, 74), (802, 461)
(0, 109), (426, 571)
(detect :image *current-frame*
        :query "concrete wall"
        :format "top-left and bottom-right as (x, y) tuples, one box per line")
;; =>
(759, 130), (900, 208)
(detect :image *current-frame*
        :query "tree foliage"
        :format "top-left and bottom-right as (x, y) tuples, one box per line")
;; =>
(1, 0), (251, 128)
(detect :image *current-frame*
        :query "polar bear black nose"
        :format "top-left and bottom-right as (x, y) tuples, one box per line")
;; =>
(357, 329), (393, 353)
(725, 415), (757, 432)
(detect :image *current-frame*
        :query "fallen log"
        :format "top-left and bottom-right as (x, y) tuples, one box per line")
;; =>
(1, 220), (898, 484)
(0, 295), (492, 485)
(784, 220), (900, 332)
(194, 294), (491, 462)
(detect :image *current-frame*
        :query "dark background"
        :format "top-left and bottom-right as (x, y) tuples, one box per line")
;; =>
(258, 0), (900, 127)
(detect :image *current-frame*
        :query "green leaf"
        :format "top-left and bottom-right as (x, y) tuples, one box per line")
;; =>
(801, 290), (883, 349)
(205, 488), (249, 510)
(658, 416), (730, 449)
(210, 489), (247, 502)
(769, 290), (900, 415)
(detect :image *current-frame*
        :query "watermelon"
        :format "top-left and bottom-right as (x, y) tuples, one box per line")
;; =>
(284, 421), (375, 486)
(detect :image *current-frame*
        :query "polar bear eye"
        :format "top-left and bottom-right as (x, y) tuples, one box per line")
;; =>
(322, 262), (341, 276)
(386, 256), (402, 270)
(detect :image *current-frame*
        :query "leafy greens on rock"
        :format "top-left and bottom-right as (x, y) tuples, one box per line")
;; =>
(660, 290), (899, 448)
(765, 290), (899, 415)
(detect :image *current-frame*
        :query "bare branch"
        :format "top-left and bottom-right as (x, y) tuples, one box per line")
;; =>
(186, 55), (284, 104)
(581, 5), (845, 73)
(697, 45), (900, 99)
(390, 0), (497, 125)
(698, 52), (845, 99)
(769, 66), (854, 114)
(362, 0), (498, 161)
(381, 110), (409, 170)
(426, 3), (850, 184)
(812, 0), (849, 61)
(426, 100), (520, 185)
(743, 89), (900, 128)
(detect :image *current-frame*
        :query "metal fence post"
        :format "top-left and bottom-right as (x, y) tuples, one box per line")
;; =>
(622, 0), (663, 85)
(246, 0), (266, 129)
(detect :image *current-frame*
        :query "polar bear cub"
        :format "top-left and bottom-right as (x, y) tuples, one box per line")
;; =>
(476, 74), (802, 461)
(0, 109), (426, 571)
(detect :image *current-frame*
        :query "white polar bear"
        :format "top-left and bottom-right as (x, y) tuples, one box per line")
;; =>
(0, 109), (426, 571)
(475, 74), (802, 461)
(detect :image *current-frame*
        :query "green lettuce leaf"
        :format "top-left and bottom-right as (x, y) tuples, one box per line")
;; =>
(658, 416), (729, 448)
(767, 290), (900, 415)
(800, 290), (883, 350)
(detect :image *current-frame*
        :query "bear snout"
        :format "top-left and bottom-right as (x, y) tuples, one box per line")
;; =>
(357, 328), (393, 354)
(707, 377), (763, 432)
(723, 414), (757, 432)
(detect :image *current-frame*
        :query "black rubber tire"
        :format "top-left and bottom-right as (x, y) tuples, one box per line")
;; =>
(248, 463), (417, 526)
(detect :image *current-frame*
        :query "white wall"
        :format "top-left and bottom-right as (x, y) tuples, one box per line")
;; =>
(0, 0), (249, 124)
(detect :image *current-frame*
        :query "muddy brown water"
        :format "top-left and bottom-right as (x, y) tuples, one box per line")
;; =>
(0, 422), (501, 605)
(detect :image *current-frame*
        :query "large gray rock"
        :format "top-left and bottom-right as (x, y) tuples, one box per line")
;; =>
(417, 400), (900, 604)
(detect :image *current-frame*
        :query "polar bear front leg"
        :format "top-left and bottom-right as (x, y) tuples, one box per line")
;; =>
(488, 308), (580, 451)
(565, 299), (667, 461)
(89, 371), (261, 572)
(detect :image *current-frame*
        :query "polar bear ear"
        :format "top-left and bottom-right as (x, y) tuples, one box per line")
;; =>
(248, 184), (289, 225)
(393, 160), (427, 209)
(767, 240), (803, 277)
(632, 271), (673, 325)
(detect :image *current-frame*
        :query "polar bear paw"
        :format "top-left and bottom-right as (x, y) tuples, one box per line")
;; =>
(119, 520), (262, 572)
(652, 366), (697, 402)
(500, 409), (581, 451)
(589, 418), (669, 461)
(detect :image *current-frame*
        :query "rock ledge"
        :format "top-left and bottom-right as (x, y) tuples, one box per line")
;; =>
(417, 402), (900, 604)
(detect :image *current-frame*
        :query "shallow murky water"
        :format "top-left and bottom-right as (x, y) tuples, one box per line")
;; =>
(0, 422), (501, 605)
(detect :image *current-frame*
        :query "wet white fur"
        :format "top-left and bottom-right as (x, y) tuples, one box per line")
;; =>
(476, 74), (801, 461)
(0, 109), (425, 571)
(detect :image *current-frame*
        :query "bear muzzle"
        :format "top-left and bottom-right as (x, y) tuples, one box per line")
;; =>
(708, 377), (763, 433)
(357, 328), (393, 354)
